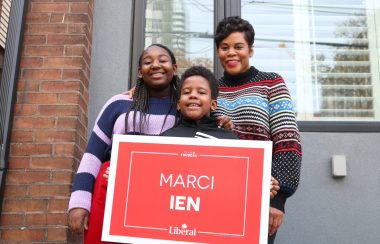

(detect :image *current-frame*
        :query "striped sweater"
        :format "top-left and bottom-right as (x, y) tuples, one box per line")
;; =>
(68, 94), (177, 212)
(213, 66), (302, 211)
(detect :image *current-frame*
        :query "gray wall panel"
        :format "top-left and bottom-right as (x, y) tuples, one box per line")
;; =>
(89, 0), (133, 134)
(90, 2), (380, 243)
(277, 132), (380, 244)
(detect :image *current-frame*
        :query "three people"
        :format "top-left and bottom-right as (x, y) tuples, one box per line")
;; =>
(68, 15), (301, 244)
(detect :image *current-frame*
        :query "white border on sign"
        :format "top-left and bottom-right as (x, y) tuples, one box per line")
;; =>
(102, 135), (272, 244)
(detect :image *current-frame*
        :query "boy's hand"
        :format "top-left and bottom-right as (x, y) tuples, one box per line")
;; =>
(215, 115), (235, 131)
(270, 176), (280, 199)
(103, 166), (110, 181)
(68, 208), (89, 233)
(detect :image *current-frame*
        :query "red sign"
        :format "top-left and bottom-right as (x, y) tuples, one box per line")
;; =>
(103, 135), (272, 243)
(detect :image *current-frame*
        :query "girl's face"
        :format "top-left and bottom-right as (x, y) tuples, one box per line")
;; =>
(217, 32), (253, 75)
(138, 45), (177, 97)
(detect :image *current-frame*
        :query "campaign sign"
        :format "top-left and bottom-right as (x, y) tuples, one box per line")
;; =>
(102, 135), (272, 244)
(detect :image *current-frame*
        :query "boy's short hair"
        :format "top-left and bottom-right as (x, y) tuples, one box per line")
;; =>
(214, 16), (255, 48)
(180, 66), (219, 99)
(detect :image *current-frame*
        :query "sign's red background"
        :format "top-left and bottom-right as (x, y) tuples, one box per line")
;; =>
(108, 142), (265, 243)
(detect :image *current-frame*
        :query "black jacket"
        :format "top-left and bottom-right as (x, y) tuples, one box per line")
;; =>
(162, 117), (238, 139)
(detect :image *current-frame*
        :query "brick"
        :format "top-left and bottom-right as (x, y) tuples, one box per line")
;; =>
(70, 3), (89, 14)
(47, 227), (67, 241)
(64, 45), (84, 56)
(1, 229), (45, 242)
(22, 69), (62, 80)
(26, 13), (50, 23)
(31, 3), (69, 13)
(19, 92), (58, 104)
(57, 117), (78, 129)
(26, 213), (67, 226)
(25, 45), (64, 56)
(39, 105), (79, 116)
(62, 69), (83, 80)
(68, 23), (87, 34)
(41, 80), (81, 92)
(10, 143), (52, 156)
(47, 34), (85, 45)
(51, 171), (73, 184)
(31, 157), (74, 170)
(20, 57), (43, 68)
(11, 130), (34, 143)
(59, 93), (80, 104)
(3, 185), (28, 198)
(77, 94), (88, 112)
(14, 104), (38, 116)
(64, 14), (88, 23)
(49, 198), (70, 212)
(30, 184), (71, 197)
(36, 130), (76, 142)
(0, 213), (25, 226)
(3, 199), (49, 212)
(17, 79), (41, 91)
(28, 23), (68, 34)
(7, 157), (31, 169)
(55, 143), (75, 156)
(23, 35), (47, 45)
(44, 57), (83, 68)
(13, 117), (56, 129)
(50, 13), (65, 23)
(6, 170), (50, 184)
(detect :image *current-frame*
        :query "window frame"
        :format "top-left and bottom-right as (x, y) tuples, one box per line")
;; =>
(130, 0), (380, 132)
(0, 0), (28, 212)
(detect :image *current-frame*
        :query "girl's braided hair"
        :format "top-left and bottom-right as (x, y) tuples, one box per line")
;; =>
(126, 44), (180, 134)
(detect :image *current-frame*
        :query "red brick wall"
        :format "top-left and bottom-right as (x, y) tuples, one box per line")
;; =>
(0, 1), (93, 243)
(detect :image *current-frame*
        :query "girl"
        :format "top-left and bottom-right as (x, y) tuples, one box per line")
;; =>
(68, 44), (180, 243)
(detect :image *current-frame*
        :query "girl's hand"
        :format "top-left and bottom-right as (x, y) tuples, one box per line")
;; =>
(215, 115), (235, 131)
(270, 176), (280, 199)
(68, 208), (89, 233)
(103, 166), (110, 181)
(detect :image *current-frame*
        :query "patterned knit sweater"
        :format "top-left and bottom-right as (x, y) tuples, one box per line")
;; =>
(213, 66), (302, 211)
(68, 94), (177, 212)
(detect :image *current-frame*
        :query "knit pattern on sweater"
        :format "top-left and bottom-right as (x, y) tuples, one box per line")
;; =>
(68, 94), (177, 212)
(214, 67), (302, 197)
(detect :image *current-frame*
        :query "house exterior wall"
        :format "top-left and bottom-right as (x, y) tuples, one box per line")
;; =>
(0, 1), (93, 243)
(88, 1), (380, 244)
(0, 1), (379, 244)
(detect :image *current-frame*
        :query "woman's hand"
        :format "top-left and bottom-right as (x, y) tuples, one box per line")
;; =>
(123, 87), (135, 98)
(268, 207), (284, 236)
(270, 176), (280, 199)
(215, 115), (235, 131)
(68, 208), (89, 233)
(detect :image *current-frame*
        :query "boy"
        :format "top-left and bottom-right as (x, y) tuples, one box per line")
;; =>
(162, 66), (238, 139)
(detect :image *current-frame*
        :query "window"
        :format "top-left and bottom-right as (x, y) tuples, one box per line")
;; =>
(134, 0), (380, 126)
(144, 0), (214, 74)
(242, 0), (380, 122)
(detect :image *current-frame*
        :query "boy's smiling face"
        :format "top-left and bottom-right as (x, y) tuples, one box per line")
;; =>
(177, 75), (217, 121)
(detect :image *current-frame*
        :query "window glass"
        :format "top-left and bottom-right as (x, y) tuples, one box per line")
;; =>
(145, 0), (214, 74)
(242, 0), (380, 121)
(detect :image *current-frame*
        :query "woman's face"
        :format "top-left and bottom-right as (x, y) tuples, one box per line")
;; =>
(138, 45), (177, 97)
(217, 32), (253, 75)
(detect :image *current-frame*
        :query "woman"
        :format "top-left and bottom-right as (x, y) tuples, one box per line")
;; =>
(212, 16), (302, 244)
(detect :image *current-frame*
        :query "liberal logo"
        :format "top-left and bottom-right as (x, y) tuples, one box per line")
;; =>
(168, 223), (197, 236)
